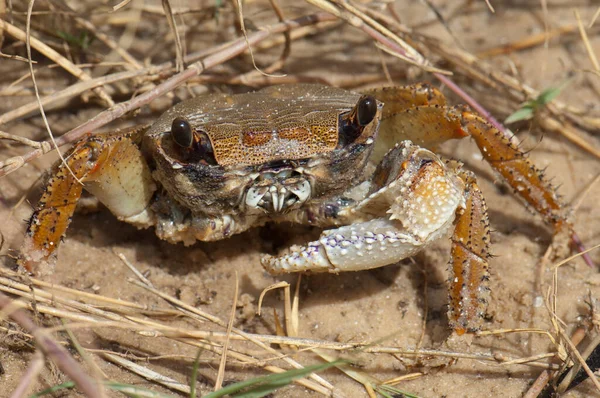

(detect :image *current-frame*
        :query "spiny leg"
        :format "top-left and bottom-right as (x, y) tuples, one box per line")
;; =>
(447, 170), (491, 335)
(19, 126), (155, 274)
(451, 106), (567, 230)
(366, 84), (463, 163)
(373, 94), (567, 231)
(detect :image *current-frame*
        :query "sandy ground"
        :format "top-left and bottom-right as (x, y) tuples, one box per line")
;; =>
(1, 1), (600, 397)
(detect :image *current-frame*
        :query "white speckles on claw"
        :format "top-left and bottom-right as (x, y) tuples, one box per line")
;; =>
(391, 169), (464, 240)
(263, 143), (465, 275)
(262, 217), (454, 274)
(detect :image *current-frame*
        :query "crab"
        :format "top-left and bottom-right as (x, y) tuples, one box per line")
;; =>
(18, 83), (568, 335)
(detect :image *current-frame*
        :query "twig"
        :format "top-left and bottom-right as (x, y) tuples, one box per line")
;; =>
(214, 271), (238, 391)
(0, 19), (114, 107)
(0, 12), (335, 178)
(0, 292), (104, 398)
(0, 131), (50, 150)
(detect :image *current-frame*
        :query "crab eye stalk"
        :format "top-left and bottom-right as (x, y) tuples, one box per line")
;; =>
(171, 117), (193, 147)
(357, 95), (377, 126)
(195, 132), (217, 165)
(338, 95), (378, 146)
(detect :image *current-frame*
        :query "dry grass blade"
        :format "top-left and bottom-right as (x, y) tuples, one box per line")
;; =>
(483, 0), (495, 13)
(101, 352), (191, 394)
(0, 292), (104, 398)
(575, 9), (600, 72)
(0, 261), (577, 397)
(0, 68), (159, 125)
(124, 278), (340, 396)
(555, 331), (600, 393)
(0, 19), (114, 107)
(0, 12), (336, 178)
(214, 271), (238, 391)
(476, 24), (579, 58)
(590, 6), (600, 28)
(162, 0), (185, 72)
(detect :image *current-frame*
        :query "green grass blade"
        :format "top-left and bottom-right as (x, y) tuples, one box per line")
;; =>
(29, 381), (76, 397)
(505, 106), (534, 124)
(204, 360), (345, 398)
(536, 78), (571, 106)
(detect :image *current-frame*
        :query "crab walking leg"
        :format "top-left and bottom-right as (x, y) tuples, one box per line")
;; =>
(376, 100), (567, 230)
(447, 171), (491, 335)
(451, 107), (567, 230)
(366, 84), (461, 163)
(19, 126), (156, 273)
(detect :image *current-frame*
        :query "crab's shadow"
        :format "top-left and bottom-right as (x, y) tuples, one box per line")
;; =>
(65, 204), (549, 344)
(66, 208), (255, 276)
(67, 211), (450, 336)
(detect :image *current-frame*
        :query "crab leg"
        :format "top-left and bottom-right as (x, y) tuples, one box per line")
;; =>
(374, 90), (567, 231)
(365, 84), (464, 162)
(453, 107), (567, 230)
(19, 126), (156, 274)
(447, 171), (491, 335)
(262, 142), (465, 273)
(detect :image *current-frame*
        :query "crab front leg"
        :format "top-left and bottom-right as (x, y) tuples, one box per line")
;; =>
(263, 143), (491, 333)
(262, 143), (462, 274)
(19, 126), (156, 274)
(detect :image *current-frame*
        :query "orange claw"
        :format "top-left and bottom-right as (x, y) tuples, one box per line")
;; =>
(18, 126), (154, 274)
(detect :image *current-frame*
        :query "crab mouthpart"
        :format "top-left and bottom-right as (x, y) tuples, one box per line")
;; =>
(245, 171), (311, 213)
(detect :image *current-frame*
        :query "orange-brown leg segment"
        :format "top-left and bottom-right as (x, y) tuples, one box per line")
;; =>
(451, 107), (567, 231)
(363, 83), (447, 119)
(18, 126), (154, 274)
(19, 144), (91, 273)
(448, 171), (491, 335)
(374, 91), (567, 231)
(368, 84), (465, 162)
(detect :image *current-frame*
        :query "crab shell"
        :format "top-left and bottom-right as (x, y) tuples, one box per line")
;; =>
(143, 84), (383, 217)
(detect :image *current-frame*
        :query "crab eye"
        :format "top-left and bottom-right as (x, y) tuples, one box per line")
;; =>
(338, 95), (378, 146)
(171, 117), (193, 147)
(357, 95), (377, 126)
